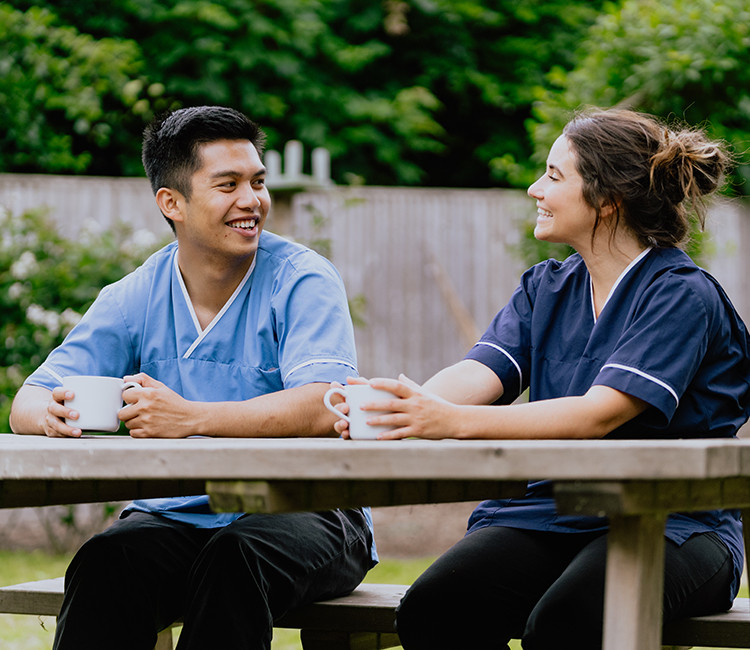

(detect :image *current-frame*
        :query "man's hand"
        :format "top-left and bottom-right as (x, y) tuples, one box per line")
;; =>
(119, 373), (197, 438)
(7, 384), (83, 437)
(41, 386), (83, 437)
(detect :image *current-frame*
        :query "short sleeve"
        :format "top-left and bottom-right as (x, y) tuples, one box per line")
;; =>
(593, 271), (712, 424)
(464, 265), (541, 402)
(272, 253), (357, 389)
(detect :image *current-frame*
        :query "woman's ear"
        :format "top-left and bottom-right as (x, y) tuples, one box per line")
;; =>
(155, 187), (186, 224)
(599, 198), (620, 221)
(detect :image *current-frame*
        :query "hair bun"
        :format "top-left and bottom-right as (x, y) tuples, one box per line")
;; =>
(650, 128), (728, 206)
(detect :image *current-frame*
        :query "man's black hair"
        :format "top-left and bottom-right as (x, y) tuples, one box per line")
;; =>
(142, 106), (267, 229)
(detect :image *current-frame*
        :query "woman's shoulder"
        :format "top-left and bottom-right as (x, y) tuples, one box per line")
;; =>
(646, 248), (718, 296)
(641, 248), (742, 327)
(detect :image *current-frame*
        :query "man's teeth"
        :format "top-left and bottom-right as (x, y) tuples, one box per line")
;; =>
(231, 219), (257, 229)
(538, 208), (553, 218)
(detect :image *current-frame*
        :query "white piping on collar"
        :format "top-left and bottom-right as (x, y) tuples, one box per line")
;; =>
(174, 251), (257, 359)
(590, 247), (652, 324)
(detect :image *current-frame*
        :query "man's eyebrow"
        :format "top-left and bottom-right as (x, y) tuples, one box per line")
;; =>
(547, 163), (564, 177)
(209, 167), (267, 179)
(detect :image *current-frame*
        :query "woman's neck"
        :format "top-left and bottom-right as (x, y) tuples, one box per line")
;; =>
(580, 231), (647, 318)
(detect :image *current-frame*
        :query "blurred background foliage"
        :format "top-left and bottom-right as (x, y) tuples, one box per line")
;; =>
(2, 0), (748, 190)
(0, 0), (608, 185)
(0, 208), (168, 429)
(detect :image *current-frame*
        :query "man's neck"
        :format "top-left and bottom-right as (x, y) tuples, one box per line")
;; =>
(176, 248), (255, 330)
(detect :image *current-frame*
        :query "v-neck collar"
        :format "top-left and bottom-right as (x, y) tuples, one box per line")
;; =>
(174, 251), (257, 359)
(589, 247), (651, 324)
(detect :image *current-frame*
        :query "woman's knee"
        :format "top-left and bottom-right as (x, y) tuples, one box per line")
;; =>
(523, 596), (603, 649)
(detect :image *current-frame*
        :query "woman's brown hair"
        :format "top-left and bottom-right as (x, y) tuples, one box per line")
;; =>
(562, 108), (731, 248)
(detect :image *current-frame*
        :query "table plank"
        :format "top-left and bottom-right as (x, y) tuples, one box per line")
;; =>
(0, 478), (206, 508)
(554, 478), (750, 515)
(207, 479), (525, 513)
(0, 435), (744, 481)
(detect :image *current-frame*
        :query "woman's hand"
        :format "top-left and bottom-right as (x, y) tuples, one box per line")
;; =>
(332, 377), (369, 439)
(361, 374), (460, 440)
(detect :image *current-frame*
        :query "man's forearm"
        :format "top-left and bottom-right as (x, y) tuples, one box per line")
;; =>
(129, 382), (340, 439)
(196, 383), (338, 438)
(9, 384), (52, 435)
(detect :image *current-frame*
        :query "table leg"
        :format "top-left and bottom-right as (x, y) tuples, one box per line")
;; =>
(603, 513), (666, 650)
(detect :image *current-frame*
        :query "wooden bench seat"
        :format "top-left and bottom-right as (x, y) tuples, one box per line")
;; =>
(3, 576), (750, 649)
(0, 577), (405, 650)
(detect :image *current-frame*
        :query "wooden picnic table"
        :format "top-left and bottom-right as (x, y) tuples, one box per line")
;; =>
(2, 432), (749, 650)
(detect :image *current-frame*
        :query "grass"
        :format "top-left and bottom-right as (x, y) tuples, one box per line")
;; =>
(0, 550), (742, 650)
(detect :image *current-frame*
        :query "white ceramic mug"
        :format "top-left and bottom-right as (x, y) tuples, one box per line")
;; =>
(323, 384), (397, 440)
(62, 375), (141, 432)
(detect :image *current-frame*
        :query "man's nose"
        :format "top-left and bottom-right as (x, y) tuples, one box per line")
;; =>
(236, 182), (261, 208)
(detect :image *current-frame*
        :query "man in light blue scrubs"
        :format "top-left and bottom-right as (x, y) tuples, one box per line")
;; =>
(10, 105), (377, 650)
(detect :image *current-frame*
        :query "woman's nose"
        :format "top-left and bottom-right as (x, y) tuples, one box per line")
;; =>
(528, 177), (543, 199)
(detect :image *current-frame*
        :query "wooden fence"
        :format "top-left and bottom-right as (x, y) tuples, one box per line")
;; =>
(2, 174), (749, 383)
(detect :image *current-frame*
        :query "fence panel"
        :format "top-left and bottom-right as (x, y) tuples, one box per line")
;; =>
(2, 174), (748, 384)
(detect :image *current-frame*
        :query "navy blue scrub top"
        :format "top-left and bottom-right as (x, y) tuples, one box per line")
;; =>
(465, 247), (750, 598)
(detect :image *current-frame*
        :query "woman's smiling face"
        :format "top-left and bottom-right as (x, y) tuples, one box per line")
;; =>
(527, 135), (598, 252)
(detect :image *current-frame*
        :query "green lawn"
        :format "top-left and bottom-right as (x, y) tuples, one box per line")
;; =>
(0, 550), (740, 650)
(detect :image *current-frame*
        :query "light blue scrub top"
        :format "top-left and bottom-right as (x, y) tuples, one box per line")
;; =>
(25, 231), (377, 563)
(465, 247), (750, 599)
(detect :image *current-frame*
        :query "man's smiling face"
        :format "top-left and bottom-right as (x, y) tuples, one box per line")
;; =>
(175, 138), (270, 266)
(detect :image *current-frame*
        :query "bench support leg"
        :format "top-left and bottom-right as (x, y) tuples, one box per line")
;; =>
(300, 630), (401, 650)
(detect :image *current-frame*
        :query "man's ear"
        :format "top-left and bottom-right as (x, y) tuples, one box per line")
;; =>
(155, 187), (186, 224)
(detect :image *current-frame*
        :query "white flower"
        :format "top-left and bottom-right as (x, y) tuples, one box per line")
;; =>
(10, 251), (38, 280)
(25, 304), (46, 325)
(26, 303), (62, 337)
(60, 308), (82, 329)
(8, 282), (25, 300)
(6, 365), (23, 384)
(124, 228), (159, 253)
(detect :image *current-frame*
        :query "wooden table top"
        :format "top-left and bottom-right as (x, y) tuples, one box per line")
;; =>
(2, 433), (748, 481)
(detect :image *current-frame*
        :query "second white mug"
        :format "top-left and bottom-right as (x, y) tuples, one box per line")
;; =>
(323, 384), (397, 440)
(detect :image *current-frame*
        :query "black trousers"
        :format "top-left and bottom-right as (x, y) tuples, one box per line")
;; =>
(53, 508), (373, 650)
(396, 526), (733, 650)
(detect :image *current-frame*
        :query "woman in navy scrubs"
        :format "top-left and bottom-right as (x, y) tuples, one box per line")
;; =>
(338, 109), (750, 649)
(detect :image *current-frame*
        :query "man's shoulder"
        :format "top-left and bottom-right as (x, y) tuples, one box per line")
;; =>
(257, 231), (336, 277)
(103, 240), (177, 298)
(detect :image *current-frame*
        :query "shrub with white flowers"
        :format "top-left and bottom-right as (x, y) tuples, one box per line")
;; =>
(0, 207), (169, 429)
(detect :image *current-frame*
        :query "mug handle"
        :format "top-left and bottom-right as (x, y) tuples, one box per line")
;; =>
(121, 381), (142, 393)
(323, 387), (350, 422)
